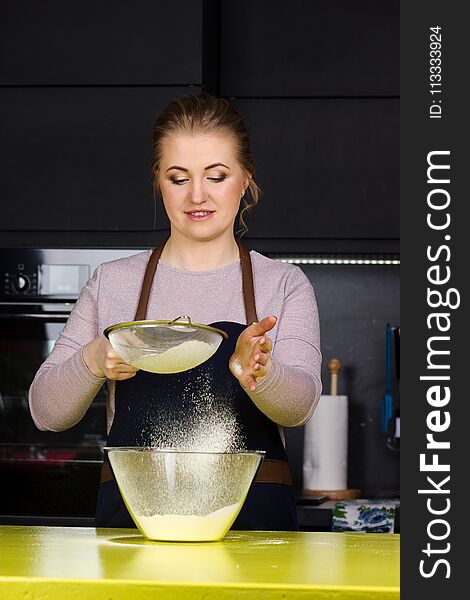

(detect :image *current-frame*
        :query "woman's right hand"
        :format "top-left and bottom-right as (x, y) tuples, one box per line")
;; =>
(82, 336), (139, 380)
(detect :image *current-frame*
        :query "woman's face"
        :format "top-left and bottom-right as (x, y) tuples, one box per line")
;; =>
(157, 132), (250, 243)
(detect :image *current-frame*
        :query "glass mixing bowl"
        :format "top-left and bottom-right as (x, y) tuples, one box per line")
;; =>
(104, 447), (264, 542)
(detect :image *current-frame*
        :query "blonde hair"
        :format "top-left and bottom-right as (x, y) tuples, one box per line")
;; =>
(151, 93), (261, 236)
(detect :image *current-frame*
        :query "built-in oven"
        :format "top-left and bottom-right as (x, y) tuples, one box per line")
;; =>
(0, 248), (143, 525)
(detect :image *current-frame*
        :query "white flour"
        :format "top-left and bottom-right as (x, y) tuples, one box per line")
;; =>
(132, 340), (211, 373)
(137, 502), (240, 541)
(146, 370), (246, 452)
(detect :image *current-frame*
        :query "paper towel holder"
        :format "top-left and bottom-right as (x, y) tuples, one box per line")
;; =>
(302, 356), (361, 500)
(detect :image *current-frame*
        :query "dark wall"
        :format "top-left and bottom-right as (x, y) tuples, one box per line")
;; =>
(0, 2), (400, 499)
(286, 264), (400, 497)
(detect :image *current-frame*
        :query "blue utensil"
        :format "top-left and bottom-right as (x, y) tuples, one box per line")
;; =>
(381, 323), (393, 432)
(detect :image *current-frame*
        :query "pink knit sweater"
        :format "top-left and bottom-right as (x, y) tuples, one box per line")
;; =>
(29, 250), (322, 435)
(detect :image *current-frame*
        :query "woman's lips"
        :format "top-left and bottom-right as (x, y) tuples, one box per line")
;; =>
(185, 210), (215, 221)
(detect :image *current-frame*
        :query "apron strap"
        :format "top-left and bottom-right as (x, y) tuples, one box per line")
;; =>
(236, 239), (259, 325)
(134, 237), (259, 325)
(134, 237), (169, 321)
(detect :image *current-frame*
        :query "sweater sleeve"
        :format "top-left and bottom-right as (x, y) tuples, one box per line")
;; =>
(28, 265), (107, 432)
(245, 266), (322, 427)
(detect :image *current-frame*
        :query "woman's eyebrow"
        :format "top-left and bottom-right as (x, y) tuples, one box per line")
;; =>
(165, 162), (230, 173)
(205, 162), (230, 170)
(166, 165), (188, 173)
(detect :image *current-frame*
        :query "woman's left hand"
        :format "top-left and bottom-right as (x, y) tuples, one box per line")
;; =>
(229, 316), (277, 393)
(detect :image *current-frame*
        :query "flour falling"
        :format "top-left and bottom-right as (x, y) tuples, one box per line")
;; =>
(144, 369), (246, 453)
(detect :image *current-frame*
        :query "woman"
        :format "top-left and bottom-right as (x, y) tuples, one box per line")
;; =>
(29, 93), (322, 530)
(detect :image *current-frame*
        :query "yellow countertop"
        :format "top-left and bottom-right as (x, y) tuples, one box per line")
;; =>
(0, 526), (399, 599)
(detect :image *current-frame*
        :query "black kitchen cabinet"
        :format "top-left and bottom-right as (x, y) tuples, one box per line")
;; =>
(0, 0), (203, 85)
(0, 2), (399, 252)
(0, 92), (398, 249)
(220, 0), (399, 97)
(0, 86), (201, 234)
(231, 98), (399, 243)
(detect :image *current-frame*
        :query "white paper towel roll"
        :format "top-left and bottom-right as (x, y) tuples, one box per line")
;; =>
(303, 394), (348, 491)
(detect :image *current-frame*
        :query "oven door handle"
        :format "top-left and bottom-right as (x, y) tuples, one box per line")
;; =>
(0, 313), (70, 322)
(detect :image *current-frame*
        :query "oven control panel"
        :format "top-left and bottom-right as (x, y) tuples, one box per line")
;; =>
(2, 264), (90, 297)
(1, 248), (143, 298)
(4, 268), (38, 296)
